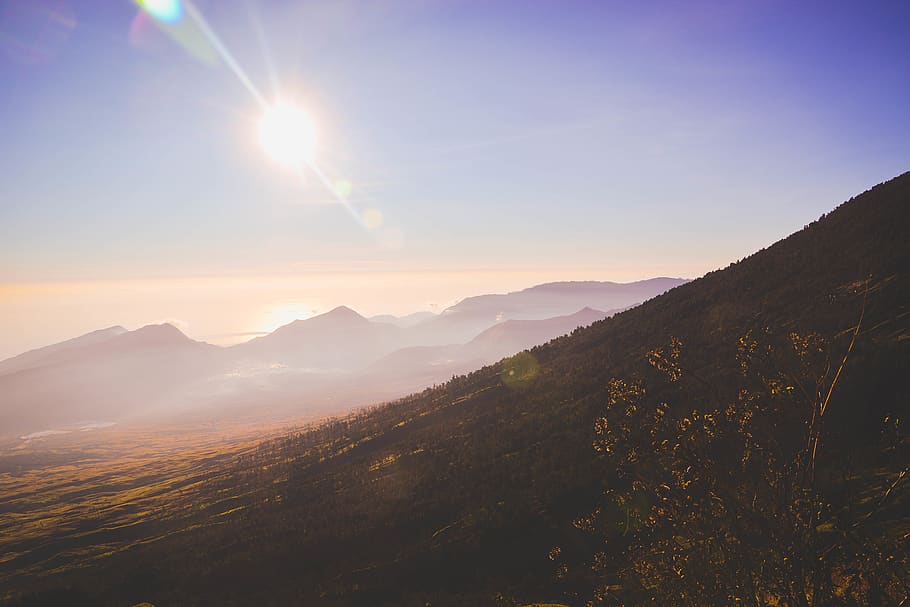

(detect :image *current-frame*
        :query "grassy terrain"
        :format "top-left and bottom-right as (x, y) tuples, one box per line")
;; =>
(0, 423), (288, 593)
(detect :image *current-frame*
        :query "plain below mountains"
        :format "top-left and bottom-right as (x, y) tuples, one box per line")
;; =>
(0, 279), (686, 438)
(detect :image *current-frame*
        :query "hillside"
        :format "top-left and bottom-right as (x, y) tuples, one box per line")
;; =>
(232, 306), (402, 370)
(403, 278), (687, 345)
(0, 326), (127, 376)
(1, 174), (908, 606)
(465, 307), (610, 359)
(0, 324), (228, 436)
(363, 307), (612, 393)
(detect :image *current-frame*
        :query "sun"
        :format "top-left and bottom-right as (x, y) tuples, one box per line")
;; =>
(257, 103), (317, 169)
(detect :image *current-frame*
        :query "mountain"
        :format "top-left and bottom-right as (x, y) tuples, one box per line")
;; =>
(0, 325), (127, 376)
(0, 324), (227, 437)
(234, 282), (685, 369)
(447, 278), (686, 316)
(218, 306), (616, 416)
(231, 306), (403, 370)
(465, 306), (610, 360)
(0, 284), (687, 438)
(406, 277), (687, 345)
(1, 174), (908, 605)
(366, 307), (612, 390)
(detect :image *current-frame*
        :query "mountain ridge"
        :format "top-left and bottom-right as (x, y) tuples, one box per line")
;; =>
(0, 281), (682, 437)
(0, 325), (127, 377)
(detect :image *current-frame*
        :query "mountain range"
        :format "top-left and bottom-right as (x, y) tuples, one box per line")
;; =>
(0, 279), (686, 437)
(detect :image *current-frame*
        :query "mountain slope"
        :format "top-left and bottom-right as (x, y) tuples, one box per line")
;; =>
(3, 174), (909, 606)
(446, 277), (686, 316)
(465, 306), (610, 360)
(221, 174), (909, 605)
(365, 307), (613, 392)
(0, 325), (127, 376)
(0, 324), (227, 437)
(233, 281), (685, 370)
(404, 277), (688, 345)
(231, 305), (403, 370)
(0, 285), (688, 437)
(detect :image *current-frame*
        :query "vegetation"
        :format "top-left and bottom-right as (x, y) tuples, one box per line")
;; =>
(1, 174), (908, 606)
(561, 326), (909, 605)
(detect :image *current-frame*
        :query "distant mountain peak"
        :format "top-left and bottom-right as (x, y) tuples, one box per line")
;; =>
(134, 322), (184, 334)
(306, 305), (369, 325)
(325, 305), (363, 318)
(262, 306), (370, 339)
(120, 323), (193, 345)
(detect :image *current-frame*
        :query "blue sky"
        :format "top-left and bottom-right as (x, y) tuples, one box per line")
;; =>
(0, 0), (909, 354)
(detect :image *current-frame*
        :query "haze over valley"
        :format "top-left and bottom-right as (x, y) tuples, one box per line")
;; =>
(0, 278), (686, 439)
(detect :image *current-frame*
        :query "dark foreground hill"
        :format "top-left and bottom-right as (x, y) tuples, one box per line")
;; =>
(2, 174), (908, 606)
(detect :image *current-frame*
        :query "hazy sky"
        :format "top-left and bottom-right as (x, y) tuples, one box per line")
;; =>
(1, 0), (909, 357)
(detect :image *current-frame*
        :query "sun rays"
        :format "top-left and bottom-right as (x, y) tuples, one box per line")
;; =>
(135, 0), (388, 237)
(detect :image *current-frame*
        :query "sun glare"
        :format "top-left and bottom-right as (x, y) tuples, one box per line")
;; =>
(137, 0), (183, 23)
(257, 302), (316, 334)
(257, 103), (318, 169)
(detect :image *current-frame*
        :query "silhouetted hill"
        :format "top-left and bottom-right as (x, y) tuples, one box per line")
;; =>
(4, 175), (906, 606)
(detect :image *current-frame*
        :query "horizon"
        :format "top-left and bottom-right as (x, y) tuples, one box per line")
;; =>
(2, 271), (692, 358)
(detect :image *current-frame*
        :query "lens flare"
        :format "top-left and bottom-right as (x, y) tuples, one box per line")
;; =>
(131, 0), (390, 237)
(138, 0), (183, 23)
(258, 103), (317, 168)
(362, 208), (384, 230)
(501, 351), (540, 390)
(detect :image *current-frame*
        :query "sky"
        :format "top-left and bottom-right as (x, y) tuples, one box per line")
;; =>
(1, 0), (909, 358)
